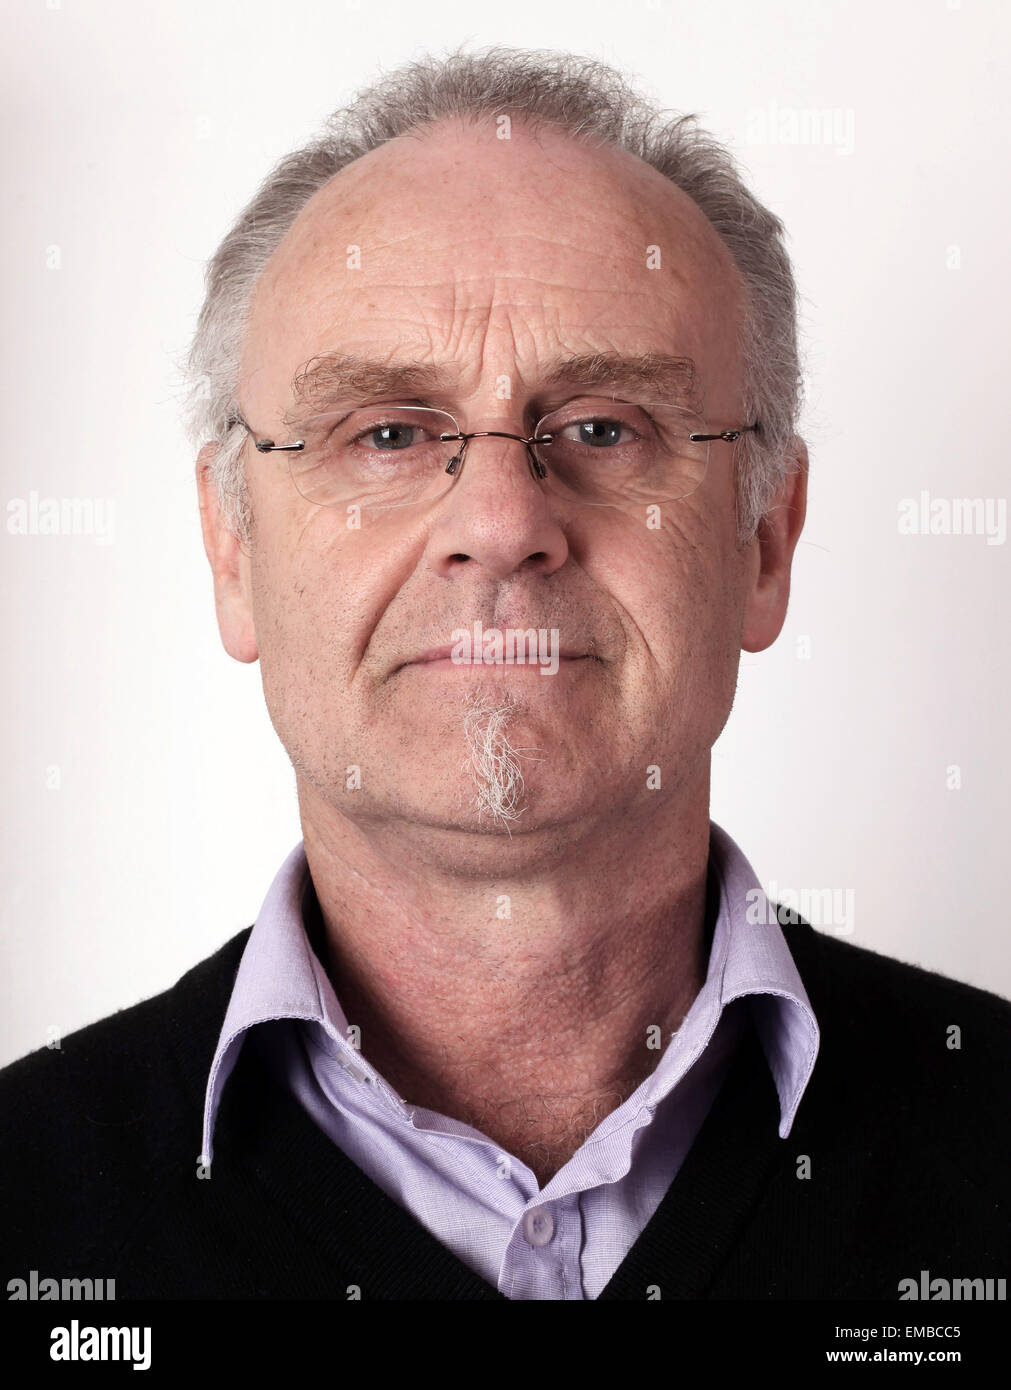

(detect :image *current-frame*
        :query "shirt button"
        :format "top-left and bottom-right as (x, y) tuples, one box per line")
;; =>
(522, 1207), (555, 1247)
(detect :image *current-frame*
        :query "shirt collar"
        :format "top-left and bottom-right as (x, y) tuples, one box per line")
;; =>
(201, 842), (333, 1165)
(202, 823), (819, 1163)
(638, 821), (820, 1137)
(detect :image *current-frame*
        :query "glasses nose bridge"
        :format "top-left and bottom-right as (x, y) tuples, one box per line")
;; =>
(449, 427), (548, 482)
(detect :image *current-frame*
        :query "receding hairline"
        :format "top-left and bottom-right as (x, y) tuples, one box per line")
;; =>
(262, 108), (742, 285)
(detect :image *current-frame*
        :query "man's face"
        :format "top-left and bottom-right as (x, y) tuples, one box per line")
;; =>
(202, 118), (797, 848)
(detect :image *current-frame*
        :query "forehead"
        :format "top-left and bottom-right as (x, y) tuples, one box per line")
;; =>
(240, 117), (746, 409)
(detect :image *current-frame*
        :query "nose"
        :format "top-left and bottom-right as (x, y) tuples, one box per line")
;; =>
(423, 429), (570, 582)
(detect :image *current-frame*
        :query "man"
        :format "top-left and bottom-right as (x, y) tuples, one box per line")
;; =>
(2, 46), (1008, 1303)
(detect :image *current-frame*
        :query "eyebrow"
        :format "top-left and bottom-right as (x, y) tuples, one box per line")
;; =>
(282, 349), (702, 423)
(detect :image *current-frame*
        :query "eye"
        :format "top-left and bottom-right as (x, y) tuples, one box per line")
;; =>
(561, 418), (633, 448)
(338, 407), (450, 454)
(358, 422), (421, 451)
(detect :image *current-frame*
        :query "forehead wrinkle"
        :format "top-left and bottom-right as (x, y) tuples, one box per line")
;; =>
(259, 277), (720, 427)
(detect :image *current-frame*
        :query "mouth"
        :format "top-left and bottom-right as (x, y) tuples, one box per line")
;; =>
(394, 643), (598, 676)
(407, 645), (591, 665)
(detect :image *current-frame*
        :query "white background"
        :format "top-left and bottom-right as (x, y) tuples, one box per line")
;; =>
(2, 0), (1009, 1066)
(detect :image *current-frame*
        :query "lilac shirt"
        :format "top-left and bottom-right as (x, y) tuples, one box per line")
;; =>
(202, 821), (819, 1300)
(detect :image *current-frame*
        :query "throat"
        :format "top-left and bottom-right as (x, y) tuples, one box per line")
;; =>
(415, 1076), (649, 1190)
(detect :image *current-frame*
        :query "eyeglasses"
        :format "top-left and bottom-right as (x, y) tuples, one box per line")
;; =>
(226, 399), (759, 512)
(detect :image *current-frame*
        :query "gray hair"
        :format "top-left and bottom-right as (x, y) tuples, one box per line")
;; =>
(181, 44), (803, 542)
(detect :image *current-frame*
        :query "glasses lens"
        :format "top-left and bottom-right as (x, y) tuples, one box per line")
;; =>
(287, 406), (462, 509)
(533, 398), (712, 505)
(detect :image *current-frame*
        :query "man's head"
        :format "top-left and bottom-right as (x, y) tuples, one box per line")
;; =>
(189, 47), (807, 857)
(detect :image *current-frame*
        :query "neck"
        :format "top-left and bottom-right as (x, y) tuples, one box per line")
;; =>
(298, 780), (713, 1189)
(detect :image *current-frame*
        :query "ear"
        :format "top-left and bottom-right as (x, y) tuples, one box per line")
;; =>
(195, 443), (259, 664)
(740, 437), (809, 653)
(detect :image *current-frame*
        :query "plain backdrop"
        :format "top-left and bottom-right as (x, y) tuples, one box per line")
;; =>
(2, 0), (1009, 1067)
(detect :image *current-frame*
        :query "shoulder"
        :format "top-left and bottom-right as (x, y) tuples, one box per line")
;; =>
(782, 918), (1011, 1044)
(0, 927), (251, 1270)
(0, 926), (251, 1109)
(780, 917), (1011, 1189)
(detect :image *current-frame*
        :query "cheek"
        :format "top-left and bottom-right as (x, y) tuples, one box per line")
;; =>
(598, 510), (747, 713)
(247, 521), (357, 706)
(621, 504), (742, 627)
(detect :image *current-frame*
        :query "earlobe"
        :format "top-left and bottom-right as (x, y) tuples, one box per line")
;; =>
(195, 445), (259, 665)
(740, 438), (809, 654)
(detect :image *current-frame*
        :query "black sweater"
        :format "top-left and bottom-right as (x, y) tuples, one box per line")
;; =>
(1, 919), (1008, 1299)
